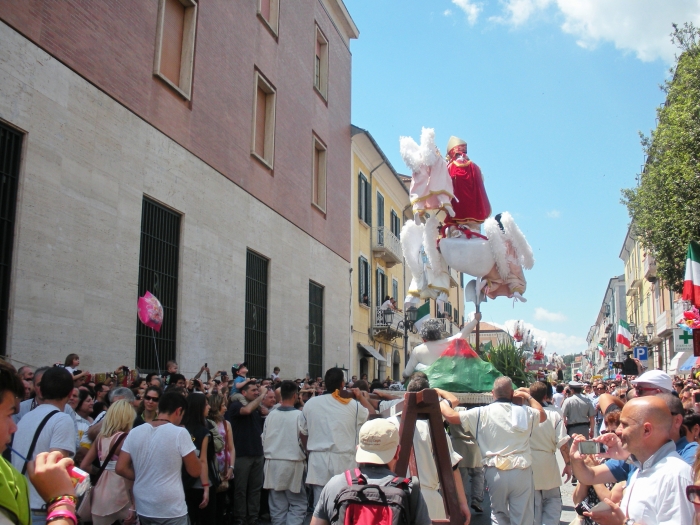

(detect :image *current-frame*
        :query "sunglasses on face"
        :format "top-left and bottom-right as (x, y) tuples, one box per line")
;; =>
(635, 386), (658, 395)
(686, 485), (700, 504)
(144, 395), (159, 402)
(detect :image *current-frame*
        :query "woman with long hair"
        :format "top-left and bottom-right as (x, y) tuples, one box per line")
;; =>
(75, 389), (95, 451)
(80, 400), (136, 525)
(136, 385), (162, 424)
(208, 394), (235, 524)
(183, 393), (216, 524)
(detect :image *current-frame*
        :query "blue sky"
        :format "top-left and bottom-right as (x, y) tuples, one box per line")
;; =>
(344, 0), (696, 355)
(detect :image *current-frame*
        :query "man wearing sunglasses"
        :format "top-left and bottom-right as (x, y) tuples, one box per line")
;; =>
(574, 397), (693, 525)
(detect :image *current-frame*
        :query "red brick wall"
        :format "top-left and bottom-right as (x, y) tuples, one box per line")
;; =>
(0, 0), (352, 261)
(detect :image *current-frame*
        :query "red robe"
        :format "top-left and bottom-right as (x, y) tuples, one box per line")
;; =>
(445, 157), (491, 225)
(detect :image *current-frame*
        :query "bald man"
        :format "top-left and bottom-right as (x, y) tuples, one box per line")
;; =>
(571, 397), (693, 525)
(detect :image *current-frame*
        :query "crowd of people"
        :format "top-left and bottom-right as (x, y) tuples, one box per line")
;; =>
(2, 351), (700, 525)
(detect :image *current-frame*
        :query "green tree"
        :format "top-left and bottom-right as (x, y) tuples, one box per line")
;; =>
(622, 23), (700, 292)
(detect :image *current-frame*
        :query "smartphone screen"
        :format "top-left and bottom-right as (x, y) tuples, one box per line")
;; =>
(579, 441), (603, 455)
(694, 392), (700, 403)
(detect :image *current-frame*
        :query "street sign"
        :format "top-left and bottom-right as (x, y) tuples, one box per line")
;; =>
(674, 328), (694, 353)
(634, 346), (648, 361)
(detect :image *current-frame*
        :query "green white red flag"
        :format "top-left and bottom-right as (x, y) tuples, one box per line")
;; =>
(683, 241), (700, 308)
(617, 320), (631, 348)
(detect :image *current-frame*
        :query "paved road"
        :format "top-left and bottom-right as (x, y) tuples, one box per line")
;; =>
(259, 452), (578, 525)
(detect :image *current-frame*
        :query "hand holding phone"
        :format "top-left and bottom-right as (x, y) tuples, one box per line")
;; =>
(579, 440), (606, 455)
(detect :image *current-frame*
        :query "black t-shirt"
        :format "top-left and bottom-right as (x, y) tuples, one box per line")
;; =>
(225, 401), (263, 457)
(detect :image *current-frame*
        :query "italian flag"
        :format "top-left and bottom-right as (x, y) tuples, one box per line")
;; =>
(597, 344), (606, 358)
(683, 241), (700, 308)
(412, 301), (431, 332)
(617, 320), (631, 348)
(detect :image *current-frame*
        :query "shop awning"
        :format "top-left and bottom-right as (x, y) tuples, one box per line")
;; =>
(670, 351), (693, 375)
(358, 344), (386, 362)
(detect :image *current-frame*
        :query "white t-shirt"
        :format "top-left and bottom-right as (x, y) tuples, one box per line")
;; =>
(121, 422), (196, 518)
(551, 392), (564, 408)
(11, 404), (76, 509)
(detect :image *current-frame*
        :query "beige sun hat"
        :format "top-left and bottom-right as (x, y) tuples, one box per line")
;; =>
(355, 419), (400, 464)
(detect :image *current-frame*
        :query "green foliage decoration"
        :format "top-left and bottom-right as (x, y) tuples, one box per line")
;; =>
(622, 23), (700, 293)
(484, 339), (533, 388)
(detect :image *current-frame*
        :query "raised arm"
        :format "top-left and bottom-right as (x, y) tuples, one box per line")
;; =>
(455, 312), (481, 340)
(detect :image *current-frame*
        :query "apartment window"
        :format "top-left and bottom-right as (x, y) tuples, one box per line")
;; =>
(245, 250), (269, 378)
(376, 192), (384, 228)
(390, 210), (401, 238)
(376, 268), (387, 307)
(258, 0), (279, 36)
(358, 172), (371, 225)
(312, 135), (327, 211)
(308, 282), (324, 380)
(359, 257), (370, 305)
(153, 0), (197, 100)
(136, 198), (181, 371)
(392, 279), (399, 302)
(314, 25), (329, 99)
(454, 307), (459, 324)
(251, 71), (276, 168)
(0, 124), (22, 356)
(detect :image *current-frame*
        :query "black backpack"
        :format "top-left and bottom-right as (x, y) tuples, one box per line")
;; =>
(330, 469), (421, 525)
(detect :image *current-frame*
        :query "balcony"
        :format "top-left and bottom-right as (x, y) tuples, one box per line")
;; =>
(372, 307), (404, 342)
(372, 227), (402, 268)
(436, 317), (460, 338)
(644, 255), (657, 282)
(655, 310), (671, 336)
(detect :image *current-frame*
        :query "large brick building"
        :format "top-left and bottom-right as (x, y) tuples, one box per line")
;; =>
(0, 0), (358, 378)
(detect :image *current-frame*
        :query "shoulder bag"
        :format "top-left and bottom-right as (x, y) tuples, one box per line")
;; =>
(77, 432), (127, 521)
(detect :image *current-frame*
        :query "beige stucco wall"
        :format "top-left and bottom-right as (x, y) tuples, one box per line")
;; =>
(0, 22), (350, 378)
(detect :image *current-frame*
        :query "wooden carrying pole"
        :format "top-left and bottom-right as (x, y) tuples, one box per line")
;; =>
(381, 389), (464, 525)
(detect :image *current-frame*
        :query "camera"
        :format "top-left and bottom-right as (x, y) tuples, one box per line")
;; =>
(694, 392), (700, 403)
(579, 441), (606, 455)
(575, 501), (591, 516)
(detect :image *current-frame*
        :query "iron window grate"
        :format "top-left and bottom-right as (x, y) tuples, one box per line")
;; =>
(308, 281), (324, 380)
(135, 197), (181, 372)
(245, 250), (268, 378)
(0, 125), (21, 356)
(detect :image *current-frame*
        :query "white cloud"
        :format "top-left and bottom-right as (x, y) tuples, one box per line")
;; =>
(444, 9), (453, 16)
(534, 307), (567, 322)
(493, 0), (700, 63)
(453, 0), (482, 25)
(546, 209), (560, 218)
(496, 319), (587, 355)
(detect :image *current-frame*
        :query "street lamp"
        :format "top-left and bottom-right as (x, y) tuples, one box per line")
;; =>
(406, 306), (418, 326)
(604, 304), (611, 317)
(382, 308), (394, 325)
(629, 322), (636, 336)
(645, 322), (654, 338)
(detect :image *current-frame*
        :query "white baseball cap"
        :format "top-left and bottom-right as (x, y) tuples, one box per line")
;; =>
(355, 419), (400, 464)
(630, 370), (673, 392)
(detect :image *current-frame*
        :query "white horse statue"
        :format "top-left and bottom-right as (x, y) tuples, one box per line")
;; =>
(399, 127), (534, 304)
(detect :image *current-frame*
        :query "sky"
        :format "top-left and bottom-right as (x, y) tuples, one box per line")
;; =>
(344, 0), (700, 355)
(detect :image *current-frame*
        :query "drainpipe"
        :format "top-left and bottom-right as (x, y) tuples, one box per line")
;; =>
(368, 161), (384, 380)
(401, 203), (412, 369)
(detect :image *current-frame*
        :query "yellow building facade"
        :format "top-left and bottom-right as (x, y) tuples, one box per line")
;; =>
(350, 126), (465, 383)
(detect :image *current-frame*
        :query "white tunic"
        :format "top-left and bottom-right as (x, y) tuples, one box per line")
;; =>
(301, 394), (369, 486)
(530, 405), (568, 490)
(387, 416), (461, 520)
(459, 402), (539, 470)
(262, 407), (307, 492)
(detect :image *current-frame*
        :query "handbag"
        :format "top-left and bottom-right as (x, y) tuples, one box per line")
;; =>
(77, 432), (127, 521)
(215, 421), (229, 493)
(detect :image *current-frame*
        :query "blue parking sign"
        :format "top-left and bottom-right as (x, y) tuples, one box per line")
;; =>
(634, 346), (648, 361)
